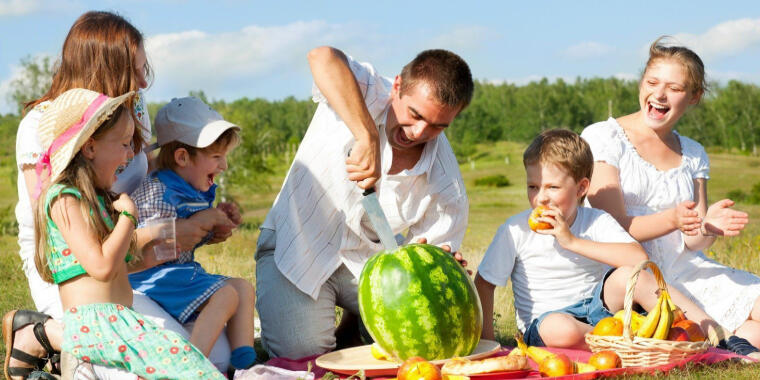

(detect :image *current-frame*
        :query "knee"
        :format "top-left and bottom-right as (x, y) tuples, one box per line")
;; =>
(538, 314), (587, 348)
(229, 278), (255, 303)
(213, 285), (239, 315)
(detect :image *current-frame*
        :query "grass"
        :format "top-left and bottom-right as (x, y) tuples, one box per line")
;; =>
(2, 140), (760, 378)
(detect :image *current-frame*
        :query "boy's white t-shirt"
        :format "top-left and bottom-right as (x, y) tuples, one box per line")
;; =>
(477, 206), (635, 332)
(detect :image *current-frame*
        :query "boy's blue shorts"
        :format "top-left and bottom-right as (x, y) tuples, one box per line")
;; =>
(523, 268), (615, 347)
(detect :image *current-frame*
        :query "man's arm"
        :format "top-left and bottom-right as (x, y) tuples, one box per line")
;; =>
(307, 46), (380, 189)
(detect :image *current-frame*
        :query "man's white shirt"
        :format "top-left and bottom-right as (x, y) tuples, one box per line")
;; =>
(261, 56), (468, 299)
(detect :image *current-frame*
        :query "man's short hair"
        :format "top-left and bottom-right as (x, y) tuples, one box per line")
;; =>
(399, 49), (473, 110)
(523, 129), (593, 184)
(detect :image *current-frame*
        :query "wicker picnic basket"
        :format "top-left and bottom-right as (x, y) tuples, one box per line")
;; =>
(585, 260), (709, 367)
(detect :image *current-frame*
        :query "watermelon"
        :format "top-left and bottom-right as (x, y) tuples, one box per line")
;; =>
(358, 243), (482, 361)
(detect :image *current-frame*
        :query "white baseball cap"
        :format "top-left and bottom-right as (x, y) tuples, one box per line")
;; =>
(150, 96), (239, 151)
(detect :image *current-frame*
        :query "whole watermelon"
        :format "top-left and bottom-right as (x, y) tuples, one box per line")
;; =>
(358, 243), (482, 360)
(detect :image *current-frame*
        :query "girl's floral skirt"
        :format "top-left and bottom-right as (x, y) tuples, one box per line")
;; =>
(63, 303), (224, 380)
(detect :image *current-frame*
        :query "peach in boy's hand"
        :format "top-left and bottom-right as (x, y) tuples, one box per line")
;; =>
(528, 205), (553, 231)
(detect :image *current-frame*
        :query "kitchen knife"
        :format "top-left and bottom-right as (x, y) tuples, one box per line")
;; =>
(360, 187), (398, 250)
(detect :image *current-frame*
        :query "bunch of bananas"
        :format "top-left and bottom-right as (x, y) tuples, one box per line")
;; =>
(635, 289), (676, 339)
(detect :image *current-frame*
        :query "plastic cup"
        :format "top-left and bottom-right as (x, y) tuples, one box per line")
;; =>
(145, 217), (177, 261)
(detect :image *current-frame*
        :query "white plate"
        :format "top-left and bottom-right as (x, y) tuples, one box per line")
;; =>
(315, 339), (501, 377)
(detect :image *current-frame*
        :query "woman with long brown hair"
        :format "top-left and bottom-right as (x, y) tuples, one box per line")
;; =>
(5, 11), (231, 379)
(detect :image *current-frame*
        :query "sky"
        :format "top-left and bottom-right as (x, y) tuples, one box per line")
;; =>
(1, 0), (760, 114)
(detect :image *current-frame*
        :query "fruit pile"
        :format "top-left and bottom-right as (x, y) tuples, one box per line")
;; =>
(590, 290), (706, 342)
(514, 333), (620, 376)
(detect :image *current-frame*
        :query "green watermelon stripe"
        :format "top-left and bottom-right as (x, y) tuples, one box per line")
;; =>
(358, 244), (482, 361)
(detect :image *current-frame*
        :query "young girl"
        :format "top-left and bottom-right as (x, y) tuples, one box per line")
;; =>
(6, 10), (231, 377)
(582, 36), (760, 352)
(33, 88), (224, 379)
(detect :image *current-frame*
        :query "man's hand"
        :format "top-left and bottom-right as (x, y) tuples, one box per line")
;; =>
(346, 136), (380, 190)
(414, 237), (471, 275)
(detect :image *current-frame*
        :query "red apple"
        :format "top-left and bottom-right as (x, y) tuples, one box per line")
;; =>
(667, 326), (690, 342)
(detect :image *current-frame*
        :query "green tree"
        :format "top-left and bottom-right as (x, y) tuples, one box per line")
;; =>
(8, 55), (54, 114)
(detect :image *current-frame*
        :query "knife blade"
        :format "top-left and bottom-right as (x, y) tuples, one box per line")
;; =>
(361, 187), (399, 250)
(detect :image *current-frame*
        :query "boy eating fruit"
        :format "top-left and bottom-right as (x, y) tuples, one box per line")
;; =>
(475, 129), (759, 355)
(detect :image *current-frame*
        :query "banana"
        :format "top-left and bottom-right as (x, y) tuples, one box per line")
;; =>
(516, 333), (554, 364)
(653, 291), (674, 340)
(507, 347), (524, 357)
(613, 309), (645, 334)
(636, 293), (663, 338)
(575, 361), (597, 373)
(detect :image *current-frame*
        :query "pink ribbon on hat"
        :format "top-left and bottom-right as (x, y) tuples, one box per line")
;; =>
(33, 94), (109, 199)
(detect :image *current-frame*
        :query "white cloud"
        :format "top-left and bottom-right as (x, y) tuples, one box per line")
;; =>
(144, 20), (378, 100)
(427, 26), (492, 52)
(672, 18), (760, 60)
(0, 0), (40, 16)
(561, 41), (614, 60)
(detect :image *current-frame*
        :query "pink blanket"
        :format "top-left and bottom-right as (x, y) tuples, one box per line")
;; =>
(266, 346), (754, 379)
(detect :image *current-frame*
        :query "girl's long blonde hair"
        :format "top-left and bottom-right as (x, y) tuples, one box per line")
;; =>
(34, 106), (137, 283)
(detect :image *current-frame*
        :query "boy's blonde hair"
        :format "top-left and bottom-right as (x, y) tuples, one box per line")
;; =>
(156, 128), (240, 171)
(523, 129), (593, 199)
(35, 106), (138, 283)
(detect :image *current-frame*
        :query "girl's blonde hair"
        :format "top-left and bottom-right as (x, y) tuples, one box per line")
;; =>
(34, 106), (138, 283)
(644, 36), (707, 100)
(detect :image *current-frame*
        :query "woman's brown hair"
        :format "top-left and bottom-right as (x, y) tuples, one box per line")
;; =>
(26, 11), (151, 150)
(644, 36), (707, 100)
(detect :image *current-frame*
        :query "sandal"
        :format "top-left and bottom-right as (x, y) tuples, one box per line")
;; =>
(3, 310), (58, 380)
(718, 335), (760, 356)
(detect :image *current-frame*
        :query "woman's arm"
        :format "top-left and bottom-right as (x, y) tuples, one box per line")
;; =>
(587, 161), (701, 242)
(683, 179), (748, 251)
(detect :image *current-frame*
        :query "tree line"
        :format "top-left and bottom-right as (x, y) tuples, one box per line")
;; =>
(3, 75), (760, 180)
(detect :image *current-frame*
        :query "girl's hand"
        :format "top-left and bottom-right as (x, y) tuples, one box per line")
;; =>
(534, 205), (573, 247)
(702, 199), (749, 237)
(113, 193), (137, 216)
(671, 200), (701, 236)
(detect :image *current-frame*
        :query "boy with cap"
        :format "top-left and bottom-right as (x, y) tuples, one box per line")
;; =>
(128, 96), (257, 370)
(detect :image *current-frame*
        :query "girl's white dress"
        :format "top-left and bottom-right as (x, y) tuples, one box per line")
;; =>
(582, 118), (760, 331)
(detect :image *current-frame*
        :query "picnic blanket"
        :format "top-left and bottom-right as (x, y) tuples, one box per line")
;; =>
(264, 346), (755, 379)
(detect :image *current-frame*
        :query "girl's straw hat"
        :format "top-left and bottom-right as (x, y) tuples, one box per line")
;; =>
(35, 88), (134, 187)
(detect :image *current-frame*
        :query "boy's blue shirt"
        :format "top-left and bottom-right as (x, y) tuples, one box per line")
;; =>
(155, 169), (216, 219)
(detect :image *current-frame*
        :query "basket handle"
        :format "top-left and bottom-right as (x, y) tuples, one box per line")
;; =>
(621, 260), (667, 341)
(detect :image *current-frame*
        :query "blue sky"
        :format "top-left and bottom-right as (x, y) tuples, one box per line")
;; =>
(1, 0), (759, 114)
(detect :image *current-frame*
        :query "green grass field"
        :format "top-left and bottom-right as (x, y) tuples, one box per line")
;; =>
(2, 140), (760, 378)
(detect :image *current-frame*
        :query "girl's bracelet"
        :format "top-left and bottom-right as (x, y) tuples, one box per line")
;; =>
(120, 210), (138, 228)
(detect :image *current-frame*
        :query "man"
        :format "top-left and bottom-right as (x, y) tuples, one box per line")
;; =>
(255, 46), (473, 358)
